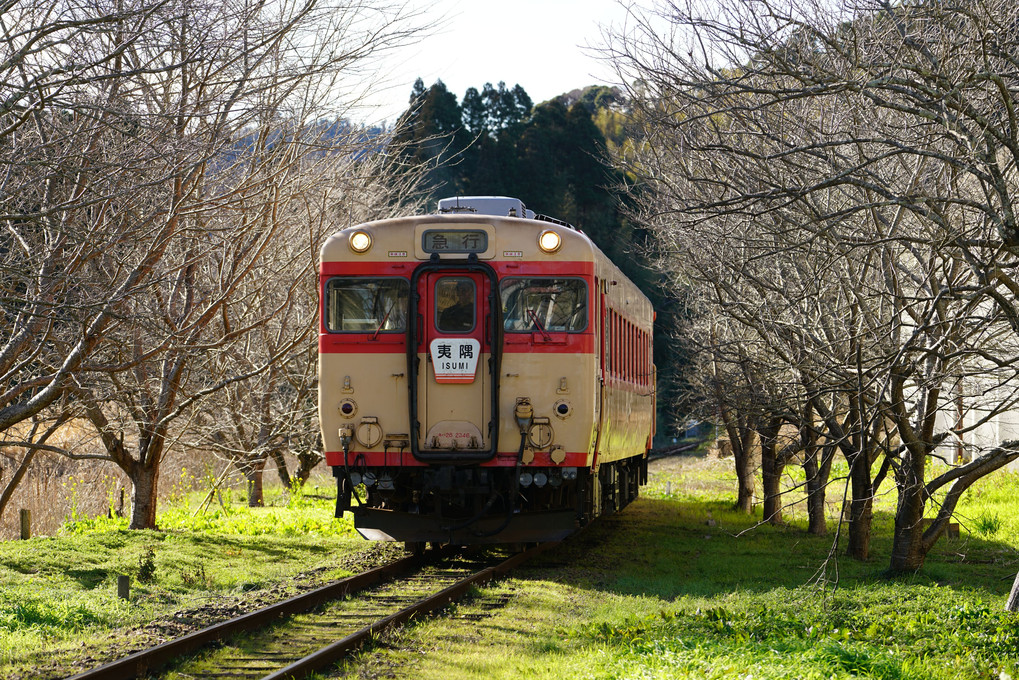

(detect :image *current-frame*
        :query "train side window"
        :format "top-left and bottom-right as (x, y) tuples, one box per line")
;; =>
(325, 277), (408, 333)
(629, 322), (636, 384)
(611, 312), (618, 378)
(611, 311), (618, 378)
(603, 309), (611, 377)
(643, 331), (648, 386)
(640, 330), (646, 387)
(619, 320), (627, 383)
(500, 278), (588, 332)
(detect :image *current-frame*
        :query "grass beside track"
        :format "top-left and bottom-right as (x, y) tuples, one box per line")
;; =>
(0, 479), (391, 679)
(340, 455), (1019, 680)
(1, 455), (1018, 679)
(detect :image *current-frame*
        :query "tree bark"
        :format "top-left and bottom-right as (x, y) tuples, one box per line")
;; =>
(804, 442), (835, 536)
(888, 447), (928, 571)
(846, 450), (874, 561)
(129, 463), (161, 530)
(269, 449), (292, 488)
(731, 426), (758, 514)
(760, 417), (786, 525)
(241, 458), (266, 507)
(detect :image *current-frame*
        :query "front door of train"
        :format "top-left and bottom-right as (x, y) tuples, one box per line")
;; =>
(414, 270), (492, 457)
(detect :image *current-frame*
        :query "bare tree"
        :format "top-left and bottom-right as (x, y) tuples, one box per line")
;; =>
(611, 0), (1019, 571)
(188, 147), (428, 507)
(1, 0), (428, 529)
(0, 0), (192, 516)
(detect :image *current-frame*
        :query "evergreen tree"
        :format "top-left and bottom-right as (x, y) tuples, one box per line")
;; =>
(393, 79), (467, 194)
(511, 85), (533, 120)
(462, 87), (487, 136)
(409, 77), (426, 105)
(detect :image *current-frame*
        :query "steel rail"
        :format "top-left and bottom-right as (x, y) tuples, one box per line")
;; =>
(65, 553), (426, 680)
(262, 542), (551, 680)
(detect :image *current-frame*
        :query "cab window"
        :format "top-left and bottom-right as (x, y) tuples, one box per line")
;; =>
(325, 277), (408, 333)
(435, 277), (476, 333)
(500, 278), (587, 332)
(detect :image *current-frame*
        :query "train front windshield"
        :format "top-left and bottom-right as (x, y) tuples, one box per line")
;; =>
(325, 278), (409, 333)
(500, 278), (587, 332)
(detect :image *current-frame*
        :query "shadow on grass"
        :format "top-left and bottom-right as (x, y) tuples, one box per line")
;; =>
(169, 531), (339, 557)
(66, 567), (109, 589)
(525, 496), (1019, 600)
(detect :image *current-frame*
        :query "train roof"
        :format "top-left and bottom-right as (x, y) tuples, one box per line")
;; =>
(437, 196), (536, 219)
(322, 196), (603, 263)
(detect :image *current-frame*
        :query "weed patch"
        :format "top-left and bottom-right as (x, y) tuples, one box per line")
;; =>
(138, 546), (157, 583)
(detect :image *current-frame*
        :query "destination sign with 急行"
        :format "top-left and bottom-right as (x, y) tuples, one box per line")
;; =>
(422, 229), (488, 254)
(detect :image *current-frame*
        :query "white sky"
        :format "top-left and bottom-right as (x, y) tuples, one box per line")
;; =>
(354, 0), (640, 125)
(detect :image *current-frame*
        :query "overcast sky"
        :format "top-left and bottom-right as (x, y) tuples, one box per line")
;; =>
(353, 0), (641, 125)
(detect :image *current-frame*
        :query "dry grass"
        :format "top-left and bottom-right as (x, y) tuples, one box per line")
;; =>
(0, 418), (309, 539)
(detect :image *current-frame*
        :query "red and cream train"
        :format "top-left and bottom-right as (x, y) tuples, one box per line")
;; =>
(318, 196), (654, 544)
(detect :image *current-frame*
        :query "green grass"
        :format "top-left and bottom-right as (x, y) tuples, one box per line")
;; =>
(0, 477), (373, 677)
(3, 457), (1019, 679)
(343, 458), (1019, 680)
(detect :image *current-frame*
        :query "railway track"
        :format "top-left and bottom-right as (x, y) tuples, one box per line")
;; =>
(67, 544), (547, 680)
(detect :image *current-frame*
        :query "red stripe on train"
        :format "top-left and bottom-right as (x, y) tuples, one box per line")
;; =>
(320, 336), (595, 353)
(320, 261), (596, 276)
(325, 450), (588, 468)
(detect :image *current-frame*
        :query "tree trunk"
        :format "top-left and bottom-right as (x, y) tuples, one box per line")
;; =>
(295, 462), (312, 487)
(1006, 571), (1019, 612)
(760, 418), (785, 525)
(129, 463), (161, 530)
(295, 449), (323, 487)
(804, 443), (835, 536)
(889, 450), (929, 572)
(846, 451), (873, 560)
(761, 458), (782, 523)
(242, 458), (266, 507)
(0, 450), (36, 522)
(269, 449), (292, 488)
(732, 427), (757, 514)
(890, 443), (1019, 575)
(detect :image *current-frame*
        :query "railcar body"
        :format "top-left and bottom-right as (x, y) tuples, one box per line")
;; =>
(319, 196), (654, 544)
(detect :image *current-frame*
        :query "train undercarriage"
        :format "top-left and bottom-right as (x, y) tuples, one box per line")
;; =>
(333, 455), (647, 545)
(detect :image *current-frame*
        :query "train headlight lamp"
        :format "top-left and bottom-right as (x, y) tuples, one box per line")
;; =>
(349, 230), (372, 253)
(538, 230), (562, 253)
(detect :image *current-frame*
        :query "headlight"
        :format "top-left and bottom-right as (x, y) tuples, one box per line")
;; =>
(349, 230), (372, 253)
(538, 230), (562, 253)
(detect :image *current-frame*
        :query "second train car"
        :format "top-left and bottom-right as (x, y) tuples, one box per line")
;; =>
(319, 196), (654, 544)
